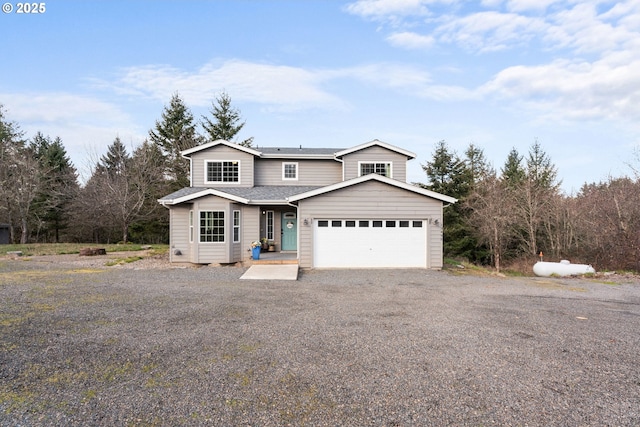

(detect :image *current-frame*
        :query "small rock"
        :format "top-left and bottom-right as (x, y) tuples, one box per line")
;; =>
(79, 248), (106, 256)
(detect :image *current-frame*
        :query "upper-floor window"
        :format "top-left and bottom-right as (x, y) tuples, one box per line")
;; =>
(206, 160), (240, 183)
(282, 162), (298, 180)
(359, 162), (391, 178)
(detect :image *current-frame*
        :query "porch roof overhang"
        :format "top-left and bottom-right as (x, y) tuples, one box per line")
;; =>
(158, 186), (323, 207)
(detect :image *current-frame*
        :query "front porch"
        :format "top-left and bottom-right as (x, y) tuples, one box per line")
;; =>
(247, 250), (298, 265)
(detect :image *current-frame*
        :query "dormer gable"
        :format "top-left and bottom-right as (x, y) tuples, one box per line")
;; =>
(334, 139), (416, 160)
(181, 139), (261, 158)
(336, 139), (415, 182)
(182, 139), (259, 188)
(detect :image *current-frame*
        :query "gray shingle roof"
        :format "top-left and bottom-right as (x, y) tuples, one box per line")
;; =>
(158, 186), (323, 204)
(257, 147), (343, 156)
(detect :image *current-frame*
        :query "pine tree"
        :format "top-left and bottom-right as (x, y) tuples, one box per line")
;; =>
(421, 140), (474, 258)
(201, 91), (254, 147)
(501, 148), (526, 188)
(98, 136), (129, 177)
(30, 133), (78, 242)
(148, 93), (200, 190)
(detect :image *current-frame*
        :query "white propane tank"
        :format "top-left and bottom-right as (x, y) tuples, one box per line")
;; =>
(533, 260), (595, 277)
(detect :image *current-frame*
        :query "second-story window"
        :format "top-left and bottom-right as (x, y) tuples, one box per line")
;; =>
(360, 162), (391, 178)
(282, 162), (298, 180)
(206, 161), (240, 183)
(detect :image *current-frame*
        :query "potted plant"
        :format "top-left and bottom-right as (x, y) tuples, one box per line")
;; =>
(268, 241), (276, 252)
(250, 241), (262, 260)
(260, 237), (268, 250)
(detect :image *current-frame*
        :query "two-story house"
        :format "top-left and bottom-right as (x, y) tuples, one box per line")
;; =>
(158, 139), (457, 268)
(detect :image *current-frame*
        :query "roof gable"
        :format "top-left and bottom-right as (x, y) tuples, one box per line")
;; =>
(334, 139), (416, 160)
(181, 139), (261, 158)
(287, 174), (457, 204)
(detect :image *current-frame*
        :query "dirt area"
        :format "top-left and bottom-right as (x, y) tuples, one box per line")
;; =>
(1, 256), (639, 426)
(4, 249), (177, 270)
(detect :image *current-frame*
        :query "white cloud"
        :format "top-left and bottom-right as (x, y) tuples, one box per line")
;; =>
(435, 11), (547, 52)
(3, 92), (130, 127)
(344, 0), (433, 20)
(387, 31), (435, 49)
(105, 60), (348, 112)
(505, 0), (559, 12)
(1, 92), (145, 175)
(479, 55), (640, 122)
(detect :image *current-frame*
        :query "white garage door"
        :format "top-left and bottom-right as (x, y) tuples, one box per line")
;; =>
(313, 219), (427, 268)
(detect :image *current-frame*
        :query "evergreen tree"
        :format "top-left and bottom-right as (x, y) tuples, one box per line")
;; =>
(421, 140), (468, 198)
(148, 93), (200, 190)
(98, 136), (129, 177)
(201, 91), (254, 147)
(526, 139), (560, 190)
(30, 133), (78, 242)
(464, 143), (494, 188)
(501, 148), (526, 188)
(421, 140), (473, 258)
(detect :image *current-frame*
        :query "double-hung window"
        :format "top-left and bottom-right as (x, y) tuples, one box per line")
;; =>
(233, 210), (241, 243)
(200, 211), (225, 242)
(206, 161), (240, 183)
(266, 211), (274, 240)
(359, 162), (391, 178)
(282, 162), (298, 180)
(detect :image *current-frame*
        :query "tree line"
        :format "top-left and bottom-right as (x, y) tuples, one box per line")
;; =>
(0, 92), (250, 245)
(1, 94), (639, 272)
(421, 140), (640, 272)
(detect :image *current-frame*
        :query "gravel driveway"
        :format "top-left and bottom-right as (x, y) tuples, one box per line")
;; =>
(1, 256), (639, 426)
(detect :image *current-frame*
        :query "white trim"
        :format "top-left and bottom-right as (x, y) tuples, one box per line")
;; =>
(266, 210), (275, 241)
(233, 210), (241, 243)
(198, 210), (225, 244)
(287, 173), (458, 204)
(357, 161), (393, 178)
(334, 139), (416, 159)
(160, 189), (249, 205)
(204, 160), (241, 185)
(282, 162), (298, 181)
(181, 139), (261, 157)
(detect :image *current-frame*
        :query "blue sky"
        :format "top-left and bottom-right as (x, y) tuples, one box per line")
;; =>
(2, 0), (639, 192)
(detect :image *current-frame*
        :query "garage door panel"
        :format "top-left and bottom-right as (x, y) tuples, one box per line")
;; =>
(314, 219), (426, 268)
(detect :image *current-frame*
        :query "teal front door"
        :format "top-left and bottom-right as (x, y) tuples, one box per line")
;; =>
(281, 213), (297, 251)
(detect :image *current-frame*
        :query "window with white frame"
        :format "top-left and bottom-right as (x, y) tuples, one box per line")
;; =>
(282, 162), (298, 180)
(189, 210), (194, 243)
(200, 211), (225, 242)
(233, 210), (241, 243)
(359, 162), (391, 178)
(266, 211), (274, 240)
(206, 161), (240, 183)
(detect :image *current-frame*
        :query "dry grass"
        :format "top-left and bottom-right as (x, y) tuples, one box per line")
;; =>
(1, 243), (168, 257)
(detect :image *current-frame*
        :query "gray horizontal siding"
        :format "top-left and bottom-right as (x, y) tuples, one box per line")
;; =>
(342, 146), (408, 181)
(254, 158), (342, 186)
(169, 205), (191, 263)
(297, 180), (444, 268)
(189, 145), (255, 187)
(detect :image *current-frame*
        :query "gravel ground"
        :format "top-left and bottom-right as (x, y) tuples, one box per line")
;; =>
(1, 254), (639, 426)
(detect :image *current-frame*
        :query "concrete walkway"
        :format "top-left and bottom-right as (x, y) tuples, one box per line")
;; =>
(240, 264), (299, 280)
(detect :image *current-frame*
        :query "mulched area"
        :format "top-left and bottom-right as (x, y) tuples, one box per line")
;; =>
(1, 258), (639, 426)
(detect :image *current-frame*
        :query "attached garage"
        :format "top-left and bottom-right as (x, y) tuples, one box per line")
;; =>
(314, 219), (427, 268)
(289, 174), (457, 269)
